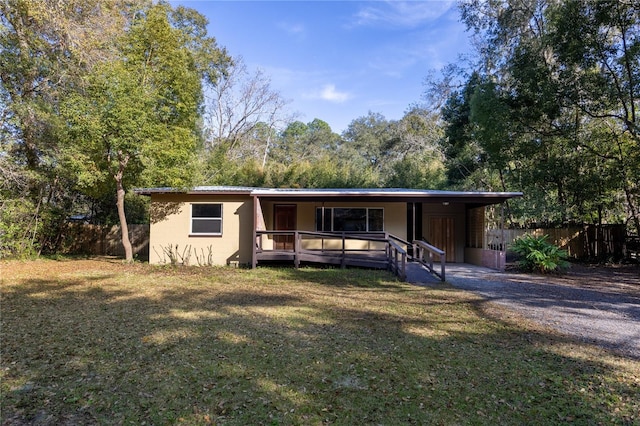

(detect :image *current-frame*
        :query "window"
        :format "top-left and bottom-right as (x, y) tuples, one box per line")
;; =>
(315, 207), (332, 232)
(368, 208), (384, 232)
(191, 204), (222, 235)
(315, 207), (383, 232)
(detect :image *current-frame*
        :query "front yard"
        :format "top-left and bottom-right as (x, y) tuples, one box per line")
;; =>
(1, 258), (638, 424)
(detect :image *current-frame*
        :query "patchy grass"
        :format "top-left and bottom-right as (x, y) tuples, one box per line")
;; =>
(1, 258), (638, 425)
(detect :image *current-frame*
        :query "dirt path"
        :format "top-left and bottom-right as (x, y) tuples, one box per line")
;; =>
(445, 264), (640, 359)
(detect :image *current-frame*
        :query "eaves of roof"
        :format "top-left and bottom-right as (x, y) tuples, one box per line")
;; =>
(135, 186), (523, 205)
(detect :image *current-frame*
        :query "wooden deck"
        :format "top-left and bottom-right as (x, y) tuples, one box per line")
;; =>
(254, 231), (447, 281)
(257, 248), (390, 269)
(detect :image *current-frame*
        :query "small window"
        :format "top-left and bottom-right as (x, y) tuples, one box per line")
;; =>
(191, 204), (222, 235)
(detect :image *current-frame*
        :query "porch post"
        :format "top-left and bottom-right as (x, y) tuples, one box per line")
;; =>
(294, 231), (300, 268)
(500, 203), (505, 270)
(341, 231), (346, 268)
(501, 204), (505, 251)
(252, 195), (257, 269)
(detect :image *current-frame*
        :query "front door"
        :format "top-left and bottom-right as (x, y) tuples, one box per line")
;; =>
(274, 205), (296, 250)
(428, 217), (456, 262)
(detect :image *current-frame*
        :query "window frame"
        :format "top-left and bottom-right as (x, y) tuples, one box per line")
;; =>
(190, 203), (223, 236)
(315, 207), (384, 232)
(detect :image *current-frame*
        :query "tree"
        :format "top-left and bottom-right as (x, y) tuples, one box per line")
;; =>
(204, 56), (291, 169)
(341, 112), (396, 177)
(61, 3), (229, 261)
(0, 0), (149, 256)
(441, 0), (640, 230)
(383, 107), (446, 189)
(440, 72), (487, 188)
(271, 118), (341, 164)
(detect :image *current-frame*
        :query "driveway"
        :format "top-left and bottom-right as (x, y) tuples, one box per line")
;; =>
(442, 264), (640, 359)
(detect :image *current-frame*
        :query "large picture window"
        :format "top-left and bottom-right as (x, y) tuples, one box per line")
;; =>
(191, 204), (222, 235)
(315, 207), (383, 232)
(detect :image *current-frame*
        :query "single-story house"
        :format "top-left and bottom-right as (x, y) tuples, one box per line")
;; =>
(135, 186), (522, 272)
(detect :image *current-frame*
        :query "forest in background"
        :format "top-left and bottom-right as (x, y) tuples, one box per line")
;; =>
(1, 0), (638, 260)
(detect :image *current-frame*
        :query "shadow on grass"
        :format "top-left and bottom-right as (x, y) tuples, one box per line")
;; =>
(269, 265), (411, 290)
(2, 262), (639, 425)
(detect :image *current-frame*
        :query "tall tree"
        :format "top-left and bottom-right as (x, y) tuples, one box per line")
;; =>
(272, 118), (341, 164)
(61, 3), (230, 261)
(341, 112), (395, 177)
(442, 0), (640, 230)
(386, 107), (446, 189)
(0, 0), (148, 256)
(204, 56), (291, 167)
(440, 72), (487, 188)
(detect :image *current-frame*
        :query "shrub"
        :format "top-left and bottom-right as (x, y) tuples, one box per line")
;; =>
(510, 234), (570, 273)
(0, 199), (40, 259)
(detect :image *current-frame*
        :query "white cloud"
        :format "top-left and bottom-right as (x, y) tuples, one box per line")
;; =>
(277, 21), (305, 36)
(319, 84), (352, 103)
(303, 84), (352, 103)
(351, 1), (455, 28)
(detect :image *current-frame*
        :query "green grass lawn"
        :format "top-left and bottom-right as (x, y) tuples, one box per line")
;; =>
(1, 258), (638, 425)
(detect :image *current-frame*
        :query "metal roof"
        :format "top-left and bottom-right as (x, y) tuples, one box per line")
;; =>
(135, 186), (522, 205)
(134, 186), (256, 195)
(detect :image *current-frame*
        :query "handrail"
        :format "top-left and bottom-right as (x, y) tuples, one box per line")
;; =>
(387, 233), (411, 247)
(387, 239), (407, 280)
(413, 240), (446, 281)
(255, 230), (408, 280)
(257, 230), (388, 243)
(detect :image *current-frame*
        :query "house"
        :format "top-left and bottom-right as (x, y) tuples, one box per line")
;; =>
(135, 186), (522, 272)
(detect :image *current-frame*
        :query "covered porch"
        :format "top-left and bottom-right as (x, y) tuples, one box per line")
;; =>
(250, 188), (522, 280)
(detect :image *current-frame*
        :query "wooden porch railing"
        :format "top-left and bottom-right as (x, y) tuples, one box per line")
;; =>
(254, 230), (409, 280)
(413, 240), (446, 281)
(386, 239), (407, 280)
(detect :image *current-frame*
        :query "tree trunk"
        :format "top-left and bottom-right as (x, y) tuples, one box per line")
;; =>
(115, 155), (133, 262)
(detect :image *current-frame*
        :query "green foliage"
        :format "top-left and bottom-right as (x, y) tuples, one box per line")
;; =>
(510, 234), (570, 273)
(0, 200), (39, 259)
(441, 0), (640, 230)
(387, 153), (446, 189)
(341, 112), (395, 173)
(57, 2), (229, 260)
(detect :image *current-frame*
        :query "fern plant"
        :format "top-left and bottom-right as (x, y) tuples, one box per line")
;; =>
(510, 234), (570, 273)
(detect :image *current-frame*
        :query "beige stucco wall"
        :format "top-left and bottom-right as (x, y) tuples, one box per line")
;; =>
(147, 194), (475, 265)
(148, 193), (254, 266)
(465, 247), (505, 270)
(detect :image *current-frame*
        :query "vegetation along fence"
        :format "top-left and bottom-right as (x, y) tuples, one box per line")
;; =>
(61, 224), (149, 260)
(61, 224), (634, 263)
(487, 225), (629, 260)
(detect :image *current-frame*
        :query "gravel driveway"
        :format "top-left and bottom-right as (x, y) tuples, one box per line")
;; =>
(443, 264), (640, 359)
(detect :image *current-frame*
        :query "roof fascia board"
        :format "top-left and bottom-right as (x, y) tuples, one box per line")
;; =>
(135, 187), (523, 204)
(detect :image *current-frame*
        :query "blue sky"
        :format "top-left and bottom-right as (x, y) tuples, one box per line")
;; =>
(173, 1), (473, 133)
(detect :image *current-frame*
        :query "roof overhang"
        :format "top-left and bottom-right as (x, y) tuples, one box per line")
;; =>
(135, 186), (523, 206)
(134, 186), (255, 196)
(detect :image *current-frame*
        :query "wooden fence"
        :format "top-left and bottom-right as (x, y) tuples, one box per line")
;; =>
(61, 224), (150, 260)
(59, 223), (632, 263)
(487, 225), (627, 260)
